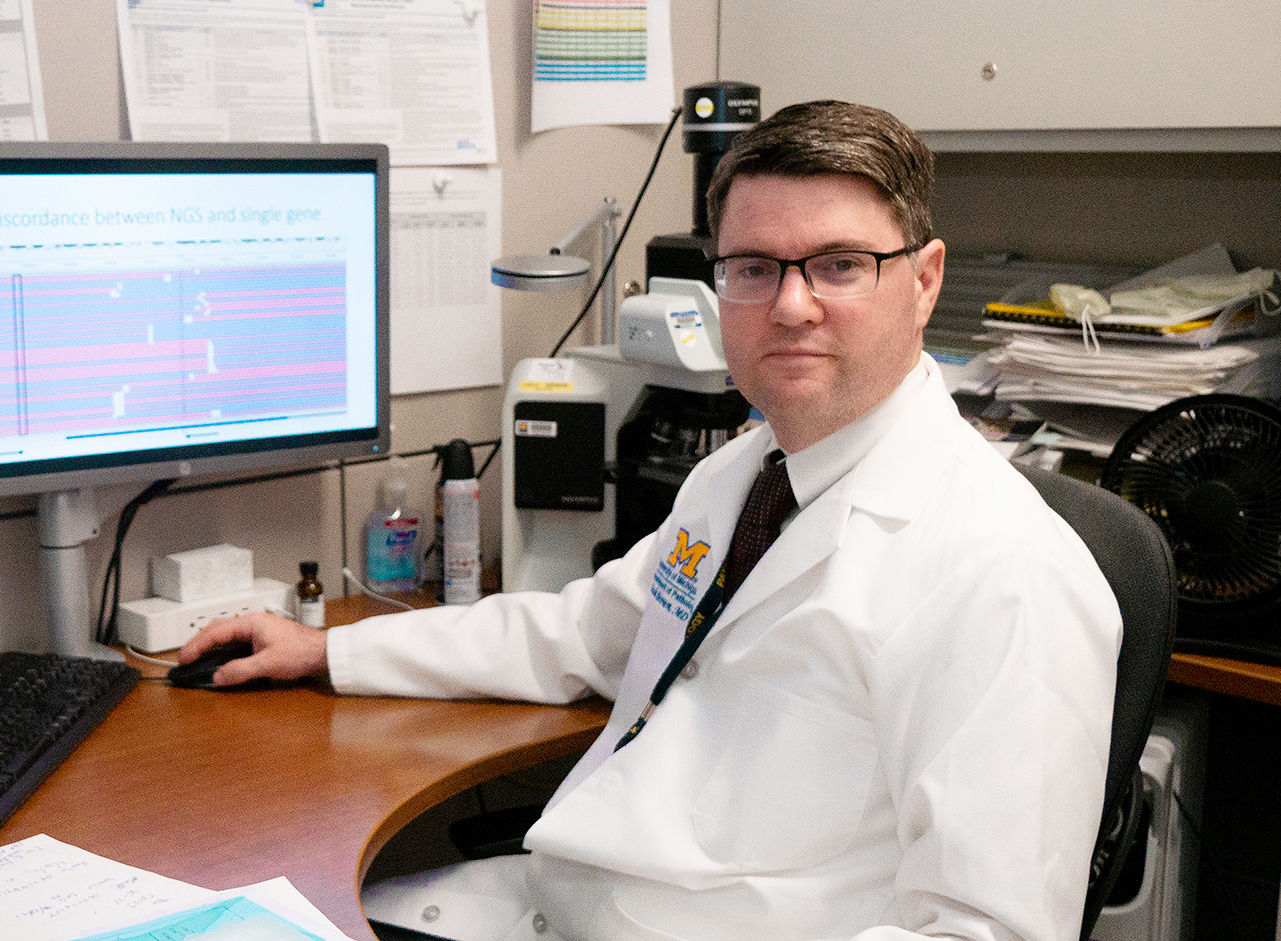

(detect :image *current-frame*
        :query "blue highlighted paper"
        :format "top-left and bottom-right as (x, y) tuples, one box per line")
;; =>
(75, 895), (326, 941)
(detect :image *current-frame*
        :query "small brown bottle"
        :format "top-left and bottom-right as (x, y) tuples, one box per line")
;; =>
(296, 561), (325, 628)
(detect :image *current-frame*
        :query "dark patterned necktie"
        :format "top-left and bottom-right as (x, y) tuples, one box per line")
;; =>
(613, 448), (798, 751)
(722, 449), (797, 601)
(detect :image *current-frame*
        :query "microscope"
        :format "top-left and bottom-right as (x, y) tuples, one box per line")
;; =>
(500, 82), (761, 592)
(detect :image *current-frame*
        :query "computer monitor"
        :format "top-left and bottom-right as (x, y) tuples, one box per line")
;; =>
(0, 142), (390, 657)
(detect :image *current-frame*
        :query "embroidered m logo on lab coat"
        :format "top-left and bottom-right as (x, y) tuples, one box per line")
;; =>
(651, 529), (712, 622)
(667, 529), (711, 577)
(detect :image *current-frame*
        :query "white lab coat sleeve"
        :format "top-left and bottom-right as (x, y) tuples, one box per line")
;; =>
(859, 539), (1120, 941)
(326, 532), (658, 703)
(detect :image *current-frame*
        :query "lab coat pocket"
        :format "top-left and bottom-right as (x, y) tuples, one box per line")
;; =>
(692, 679), (876, 871)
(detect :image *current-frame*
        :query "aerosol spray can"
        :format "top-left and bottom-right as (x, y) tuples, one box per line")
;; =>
(439, 439), (481, 604)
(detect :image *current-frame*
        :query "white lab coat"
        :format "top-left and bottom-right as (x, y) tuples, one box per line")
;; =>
(340, 359), (1121, 941)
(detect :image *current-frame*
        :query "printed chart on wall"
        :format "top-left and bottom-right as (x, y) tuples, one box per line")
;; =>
(116, 0), (497, 164)
(116, 0), (314, 141)
(0, 0), (47, 140)
(307, 0), (497, 166)
(531, 0), (674, 131)
(390, 167), (502, 394)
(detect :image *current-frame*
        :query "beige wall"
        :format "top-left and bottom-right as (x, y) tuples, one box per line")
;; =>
(6, 1), (1279, 654)
(0, 0), (721, 651)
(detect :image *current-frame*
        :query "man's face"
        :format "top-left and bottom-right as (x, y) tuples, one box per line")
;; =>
(715, 173), (945, 452)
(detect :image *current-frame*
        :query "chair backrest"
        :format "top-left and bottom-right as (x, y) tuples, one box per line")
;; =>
(1014, 465), (1177, 941)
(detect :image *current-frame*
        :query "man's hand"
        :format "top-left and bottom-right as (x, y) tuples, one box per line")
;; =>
(176, 611), (329, 688)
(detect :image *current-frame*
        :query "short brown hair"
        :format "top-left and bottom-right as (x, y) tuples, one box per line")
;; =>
(706, 100), (935, 248)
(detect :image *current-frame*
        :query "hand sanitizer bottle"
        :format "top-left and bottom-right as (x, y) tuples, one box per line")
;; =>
(365, 457), (425, 593)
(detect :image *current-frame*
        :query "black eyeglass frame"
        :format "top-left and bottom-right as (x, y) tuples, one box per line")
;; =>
(709, 243), (924, 302)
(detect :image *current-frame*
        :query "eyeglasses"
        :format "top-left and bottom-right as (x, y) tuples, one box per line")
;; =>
(710, 245), (922, 303)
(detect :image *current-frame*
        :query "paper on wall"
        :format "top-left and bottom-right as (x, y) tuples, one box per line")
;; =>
(0, 0), (47, 140)
(531, 0), (675, 132)
(306, 0), (497, 166)
(116, 0), (499, 161)
(389, 166), (503, 394)
(116, 0), (314, 142)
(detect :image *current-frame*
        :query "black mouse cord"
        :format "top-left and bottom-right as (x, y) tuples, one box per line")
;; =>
(96, 478), (178, 647)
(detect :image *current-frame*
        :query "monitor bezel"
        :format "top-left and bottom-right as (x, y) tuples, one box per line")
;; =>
(0, 140), (392, 498)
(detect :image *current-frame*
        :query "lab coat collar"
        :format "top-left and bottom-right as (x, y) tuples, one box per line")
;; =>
(705, 431), (774, 558)
(783, 356), (930, 510)
(845, 354), (958, 522)
(703, 431), (822, 628)
(713, 473), (851, 625)
(706, 354), (956, 630)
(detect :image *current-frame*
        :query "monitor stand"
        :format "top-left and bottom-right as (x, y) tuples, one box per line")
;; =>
(37, 488), (124, 661)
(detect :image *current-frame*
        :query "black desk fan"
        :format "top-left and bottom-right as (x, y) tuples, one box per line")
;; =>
(1100, 394), (1281, 664)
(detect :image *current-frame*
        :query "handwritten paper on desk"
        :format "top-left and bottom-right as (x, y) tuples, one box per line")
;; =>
(0, 833), (213, 941)
(1, 836), (356, 941)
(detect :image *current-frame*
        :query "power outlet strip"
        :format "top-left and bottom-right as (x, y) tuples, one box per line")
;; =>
(118, 577), (292, 653)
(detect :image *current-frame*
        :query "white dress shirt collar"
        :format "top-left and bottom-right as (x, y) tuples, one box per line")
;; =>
(769, 355), (933, 512)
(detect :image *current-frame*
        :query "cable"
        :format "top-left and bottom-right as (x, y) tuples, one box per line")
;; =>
(16, 113), (686, 629)
(96, 478), (178, 646)
(124, 645), (180, 667)
(548, 105), (684, 358)
(446, 107), (685, 484)
(166, 462), (333, 498)
(342, 567), (415, 611)
(339, 458), (351, 597)
(476, 440), (501, 481)
(84, 443), (487, 620)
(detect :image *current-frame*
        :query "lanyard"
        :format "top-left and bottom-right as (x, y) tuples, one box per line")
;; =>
(614, 559), (731, 751)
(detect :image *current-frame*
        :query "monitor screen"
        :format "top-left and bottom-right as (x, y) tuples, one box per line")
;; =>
(0, 142), (390, 498)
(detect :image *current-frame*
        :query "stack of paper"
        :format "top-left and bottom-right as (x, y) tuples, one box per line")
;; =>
(987, 333), (1260, 411)
(982, 243), (1280, 350)
(967, 244), (1281, 458)
(0, 834), (356, 941)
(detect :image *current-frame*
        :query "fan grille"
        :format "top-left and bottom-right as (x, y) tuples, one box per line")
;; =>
(1101, 395), (1281, 610)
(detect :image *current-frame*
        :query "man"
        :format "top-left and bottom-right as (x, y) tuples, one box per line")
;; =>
(182, 101), (1120, 941)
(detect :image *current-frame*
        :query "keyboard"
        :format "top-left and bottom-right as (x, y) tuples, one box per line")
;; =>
(0, 652), (141, 825)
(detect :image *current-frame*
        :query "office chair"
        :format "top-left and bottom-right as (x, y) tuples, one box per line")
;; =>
(1015, 465), (1178, 941)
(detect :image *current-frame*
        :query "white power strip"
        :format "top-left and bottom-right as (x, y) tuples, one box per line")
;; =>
(118, 577), (293, 653)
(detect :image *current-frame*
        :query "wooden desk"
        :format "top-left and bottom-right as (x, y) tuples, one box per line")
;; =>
(5, 591), (1277, 940)
(2, 592), (611, 940)
(1169, 651), (1281, 709)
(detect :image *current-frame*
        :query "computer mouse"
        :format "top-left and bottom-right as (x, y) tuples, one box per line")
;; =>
(167, 640), (266, 690)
